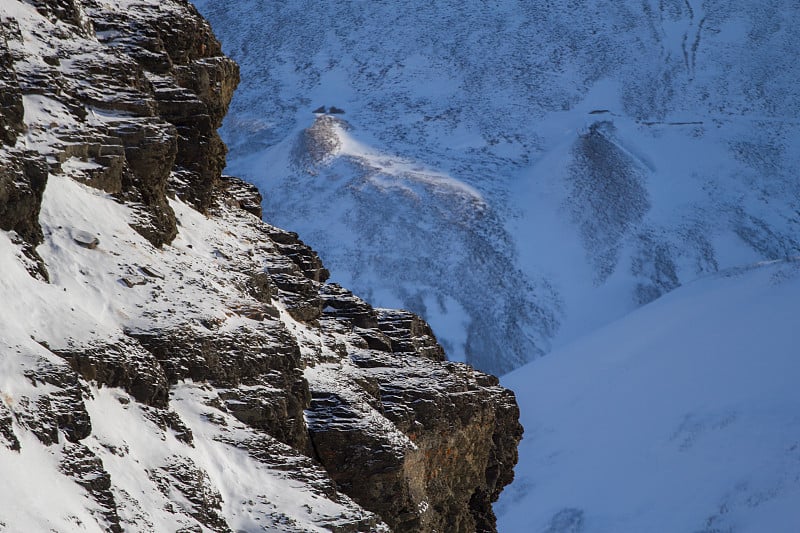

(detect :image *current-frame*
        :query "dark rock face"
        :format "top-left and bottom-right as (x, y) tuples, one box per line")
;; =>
(53, 339), (170, 408)
(217, 377), (311, 454)
(0, 22), (24, 145)
(0, 0), (239, 249)
(0, 0), (522, 530)
(0, 402), (21, 451)
(130, 321), (313, 454)
(20, 357), (93, 445)
(376, 308), (446, 361)
(255, 220), (521, 531)
(0, 155), (48, 239)
(148, 455), (231, 533)
(87, 0), (240, 202)
(219, 174), (264, 218)
(0, 22), (49, 272)
(304, 328), (521, 533)
(0, 152), (49, 277)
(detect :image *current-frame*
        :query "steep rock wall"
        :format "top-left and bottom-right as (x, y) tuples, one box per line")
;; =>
(0, 1), (522, 531)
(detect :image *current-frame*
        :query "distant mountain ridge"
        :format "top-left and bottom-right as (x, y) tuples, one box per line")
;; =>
(195, 0), (800, 374)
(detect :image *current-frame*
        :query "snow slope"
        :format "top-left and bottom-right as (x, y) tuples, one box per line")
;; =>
(0, 179), (383, 532)
(194, 0), (800, 374)
(496, 257), (800, 532)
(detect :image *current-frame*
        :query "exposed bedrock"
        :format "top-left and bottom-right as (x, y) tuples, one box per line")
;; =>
(1, 0), (239, 248)
(306, 353), (522, 533)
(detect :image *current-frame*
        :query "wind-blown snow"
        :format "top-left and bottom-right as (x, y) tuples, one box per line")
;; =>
(335, 122), (486, 204)
(194, 0), (800, 374)
(497, 258), (800, 532)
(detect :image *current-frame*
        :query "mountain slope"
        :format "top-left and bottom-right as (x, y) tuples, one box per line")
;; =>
(0, 1), (521, 531)
(497, 258), (800, 532)
(194, 0), (800, 374)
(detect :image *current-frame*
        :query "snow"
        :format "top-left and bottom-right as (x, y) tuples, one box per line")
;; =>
(335, 125), (486, 204)
(496, 258), (800, 532)
(0, 432), (106, 533)
(79, 384), (369, 533)
(195, 0), (800, 374)
(1, 169), (381, 529)
(414, 294), (469, 363)
(2, 0), (798, 530)
(185, 4), (800, 526)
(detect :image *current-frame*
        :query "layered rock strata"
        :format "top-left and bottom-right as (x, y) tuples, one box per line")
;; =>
(0, 1), (522, 531)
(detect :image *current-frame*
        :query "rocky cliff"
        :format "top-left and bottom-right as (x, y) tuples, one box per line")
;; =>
(0, 1), (521, 531)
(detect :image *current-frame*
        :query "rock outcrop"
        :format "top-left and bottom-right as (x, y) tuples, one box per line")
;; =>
(0, 1), (522, 531)
(1, 0), (238, 249)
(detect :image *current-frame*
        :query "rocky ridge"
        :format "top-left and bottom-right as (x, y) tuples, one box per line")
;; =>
(0, 1), (521, 532)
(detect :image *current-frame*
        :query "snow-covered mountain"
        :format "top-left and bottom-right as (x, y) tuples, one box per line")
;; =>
(0, 1), (521, 531)
(191, 3), (800, 530)
(194, 0), (800, 375)
(3, 0), (798, 531)
(497, 257), (800, 532)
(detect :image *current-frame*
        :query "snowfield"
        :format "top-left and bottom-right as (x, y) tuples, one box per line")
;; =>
(497, 258), (800, 532)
